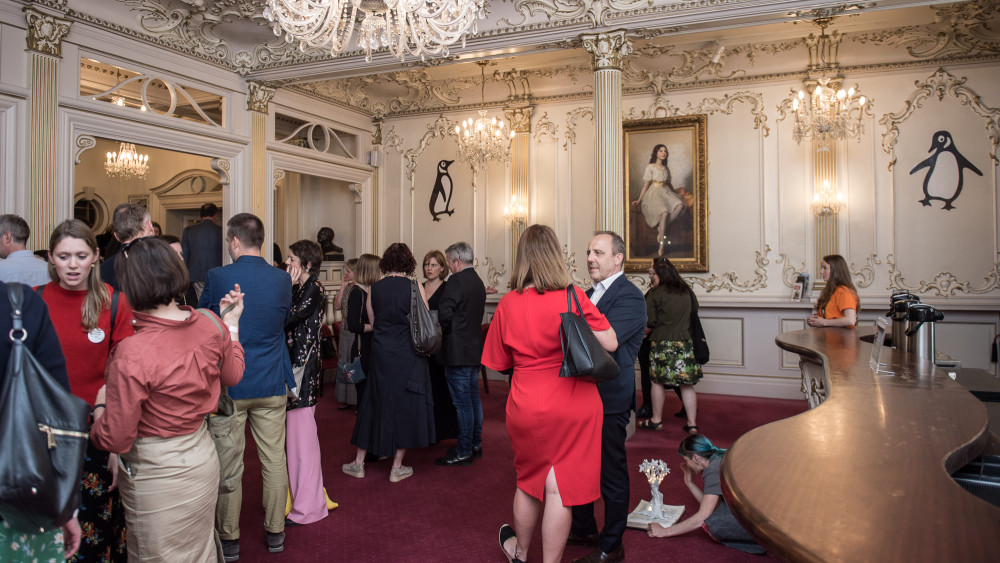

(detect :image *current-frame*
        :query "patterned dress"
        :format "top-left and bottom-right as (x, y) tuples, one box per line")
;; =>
(0, 520), (64, 562)
(286, 275), (326, 409)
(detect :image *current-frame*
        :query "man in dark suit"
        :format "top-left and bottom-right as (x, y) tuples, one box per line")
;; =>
(570, 231), (647, 563)
(198, 213), (294, 561)
(434, 241), (488, 466)
(100, 203), (155, 290)
(182, 202), (223, 300)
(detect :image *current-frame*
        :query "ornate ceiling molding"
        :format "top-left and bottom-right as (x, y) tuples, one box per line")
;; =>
(853, 0), (1000, 59)
(500, 0), (653, 27)
(624, 91), (769, 136)
(887, 254), (1000, 296)
(688, 245), (770, 293)
(880, 68), (1000, 171)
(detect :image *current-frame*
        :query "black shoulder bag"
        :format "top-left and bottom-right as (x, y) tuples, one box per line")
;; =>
(0, 283), (90, 532)
(558, 286), (619, 384)
(689, 290), (710, 365)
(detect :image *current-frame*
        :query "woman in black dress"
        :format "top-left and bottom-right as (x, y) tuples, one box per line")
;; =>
(343, 243), (435, 483)
(422, 249), (458, 441)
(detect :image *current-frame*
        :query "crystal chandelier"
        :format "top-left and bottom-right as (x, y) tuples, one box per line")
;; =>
(105, 142), (149, 180)
(790, 19), (867, 151)
(264, 0), (485, 62)
(455, 61), (514, 170)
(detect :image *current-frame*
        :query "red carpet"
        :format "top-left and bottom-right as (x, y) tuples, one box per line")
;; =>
(233, 382), (806, 562)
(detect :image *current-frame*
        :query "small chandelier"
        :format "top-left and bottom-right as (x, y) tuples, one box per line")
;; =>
(264, 0), (485, 62)
(790, 18), (867, 151)
(105, 142), (149, 180)
(812, 179), (843, 216)
(455, 61), (514, 170)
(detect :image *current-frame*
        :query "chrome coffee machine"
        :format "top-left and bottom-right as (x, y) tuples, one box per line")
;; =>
(905, 303), (945, 361)
(887, 291), (920, 349)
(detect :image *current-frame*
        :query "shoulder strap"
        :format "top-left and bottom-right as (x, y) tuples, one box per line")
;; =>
(108, 288), (119, 342)
(195, 308), (227, 372)
(8, 283), (24, 332)
(566, 285), (583, 315)
(34, 284), (44, 296)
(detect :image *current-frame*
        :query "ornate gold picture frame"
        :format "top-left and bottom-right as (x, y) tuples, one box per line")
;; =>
(623, 115), (708, 272)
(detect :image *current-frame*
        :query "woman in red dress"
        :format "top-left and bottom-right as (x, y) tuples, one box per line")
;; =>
(483, 224), (617, 563)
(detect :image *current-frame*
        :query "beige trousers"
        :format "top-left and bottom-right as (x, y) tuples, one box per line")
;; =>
(119, 422), (220, 562)
(215, 394), (288, 539)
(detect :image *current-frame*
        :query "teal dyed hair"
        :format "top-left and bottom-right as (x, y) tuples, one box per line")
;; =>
(678, 434), (727, 460)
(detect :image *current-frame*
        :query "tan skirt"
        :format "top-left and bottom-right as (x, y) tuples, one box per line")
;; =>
(119, 421), (221, 562)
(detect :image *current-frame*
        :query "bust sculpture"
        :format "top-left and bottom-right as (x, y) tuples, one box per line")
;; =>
(316, 227), (344, 261)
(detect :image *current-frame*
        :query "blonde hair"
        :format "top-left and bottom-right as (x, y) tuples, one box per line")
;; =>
(354, 253), (381, 286)
(48, 219), (111, 331)
(510, 224), (569, 294)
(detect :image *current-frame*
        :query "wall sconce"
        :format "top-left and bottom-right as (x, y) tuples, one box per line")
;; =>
(503, 194), (526, 224)
(812, 179), (843, 216)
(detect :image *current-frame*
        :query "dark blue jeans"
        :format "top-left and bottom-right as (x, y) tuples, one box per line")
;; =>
(445, 365), (483, 456)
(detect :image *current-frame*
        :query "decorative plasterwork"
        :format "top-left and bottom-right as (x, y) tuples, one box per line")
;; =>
(497, 68), (532, 103)
(562, 245), (591, 288)
(403, 116), (453, 190)
(501, 0), (653, 27)
(372, 119), (383, 146)
(91, 71), (224, 127)
(211, 158), (231, 185)
(25, 8), (72, 57)
(563, 106), (595, 150)
(581, 30), (633, 71)
(533, 112), (559, 142)
(887, 254), (1000, 296)
(479, 257), (508, 288)
(624, 43), (744, 91)
(880, 68), (1000, 170)
(624, 91), (770, 136)
(853, 0), (1000, 59)
(349, 183), (363, 204)
(849, 253), (880, 289)
(294, 70), (476, 118)
(688, 245), (770, 293)
(776, 253), (806, 288)
(272, 168), (287, 187)
(247, 81), (277, 113)
(275, 121), (357, 159)
(383, 127), (404, 154)
(505, 107), (533, 133)
(74, 135), (96, 165)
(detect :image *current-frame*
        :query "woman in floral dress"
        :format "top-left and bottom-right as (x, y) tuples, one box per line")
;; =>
(284, 240), (330, 525)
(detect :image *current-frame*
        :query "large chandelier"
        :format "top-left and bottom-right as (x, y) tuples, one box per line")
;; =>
(264, 0), (485, 62)
(790, 19), (867, 151)
(105, 142), (149, 180)
(455, 61), (514, 170)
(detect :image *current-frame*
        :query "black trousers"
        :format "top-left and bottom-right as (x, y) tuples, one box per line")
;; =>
(571, 410), (631, 553)
(638, 337), (651, 407)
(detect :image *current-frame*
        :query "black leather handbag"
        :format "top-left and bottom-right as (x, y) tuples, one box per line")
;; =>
(409, 280), (442, 357)
(689, 290), (710, 365)
(0, 283), (90, 533)
(558, 286), (619, 384)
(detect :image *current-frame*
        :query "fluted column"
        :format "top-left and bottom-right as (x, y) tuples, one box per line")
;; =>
(371, 118), (383, 254)
(247, 81), (276, 258)
(814, 144), (839, 281)
(25, 8), (70, 250)
(504, 106), (532, 259)
(582, 30), (631, 234)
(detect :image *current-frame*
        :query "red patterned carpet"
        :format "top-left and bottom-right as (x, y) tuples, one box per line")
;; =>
(232, 381), (806, 562)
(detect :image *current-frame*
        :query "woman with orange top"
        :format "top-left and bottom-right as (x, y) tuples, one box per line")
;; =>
(807, 254), (860, 328)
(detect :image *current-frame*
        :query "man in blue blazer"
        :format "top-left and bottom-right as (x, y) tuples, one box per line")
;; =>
(570, 231), (647, 563)
(198, 213), (294, 561)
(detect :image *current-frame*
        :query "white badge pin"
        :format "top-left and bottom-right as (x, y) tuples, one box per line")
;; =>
(88, 327), (106, 343)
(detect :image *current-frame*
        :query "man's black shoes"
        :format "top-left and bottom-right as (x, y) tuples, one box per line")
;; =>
(435, 451), (474, 466)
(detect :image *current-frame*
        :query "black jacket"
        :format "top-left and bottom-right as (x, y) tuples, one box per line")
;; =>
(437, 267), (487, 367)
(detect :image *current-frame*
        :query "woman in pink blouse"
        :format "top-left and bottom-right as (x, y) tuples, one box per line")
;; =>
(91, 237), (245, 562)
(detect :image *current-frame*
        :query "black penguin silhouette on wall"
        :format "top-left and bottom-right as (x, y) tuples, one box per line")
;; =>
(429, 159), (455, 221)
(908, 130), (982, 210)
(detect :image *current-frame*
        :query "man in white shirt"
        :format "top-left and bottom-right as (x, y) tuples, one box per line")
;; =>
(0, 214), (50, 287)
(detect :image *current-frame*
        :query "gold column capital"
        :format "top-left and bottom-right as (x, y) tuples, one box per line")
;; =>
(581, 29), (632, 71)
(24, 8), (71, 58)
(246, 81), (277, 114)
(372, 118), (383, 145)
(504, 107), (533, 134)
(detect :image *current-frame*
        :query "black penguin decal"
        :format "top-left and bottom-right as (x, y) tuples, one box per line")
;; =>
(429, 159), (455, 222)
(908, 130), (982, 210)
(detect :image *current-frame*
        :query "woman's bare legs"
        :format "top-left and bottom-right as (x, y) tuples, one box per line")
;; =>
(392, 448), (406, 469)
(353, 448), (365, 465)
(541, 467), (571, 563)
(511, 488), (540, 561)
(680, 384), (697, 429)
(649, 383), (665, 425)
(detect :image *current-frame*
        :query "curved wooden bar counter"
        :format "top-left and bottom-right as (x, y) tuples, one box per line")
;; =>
(722, 327), (1000, 562)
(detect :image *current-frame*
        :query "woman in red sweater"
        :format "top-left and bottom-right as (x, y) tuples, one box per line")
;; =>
(40, 219), (134, 562)
(91, 237), (245, 562)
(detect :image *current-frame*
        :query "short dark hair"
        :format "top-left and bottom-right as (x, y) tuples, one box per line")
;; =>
(0, 214), (30, 244)
(593, 230), (625, 257)
(160, 234), (180, 245)
(200, 203), (218, 218)
(112, 203), (150, 242)
(380, 242), (416, 275)
(289, 239), (323, 276)
(227, 213), (264, 248)
(114, 236), (189, 311)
